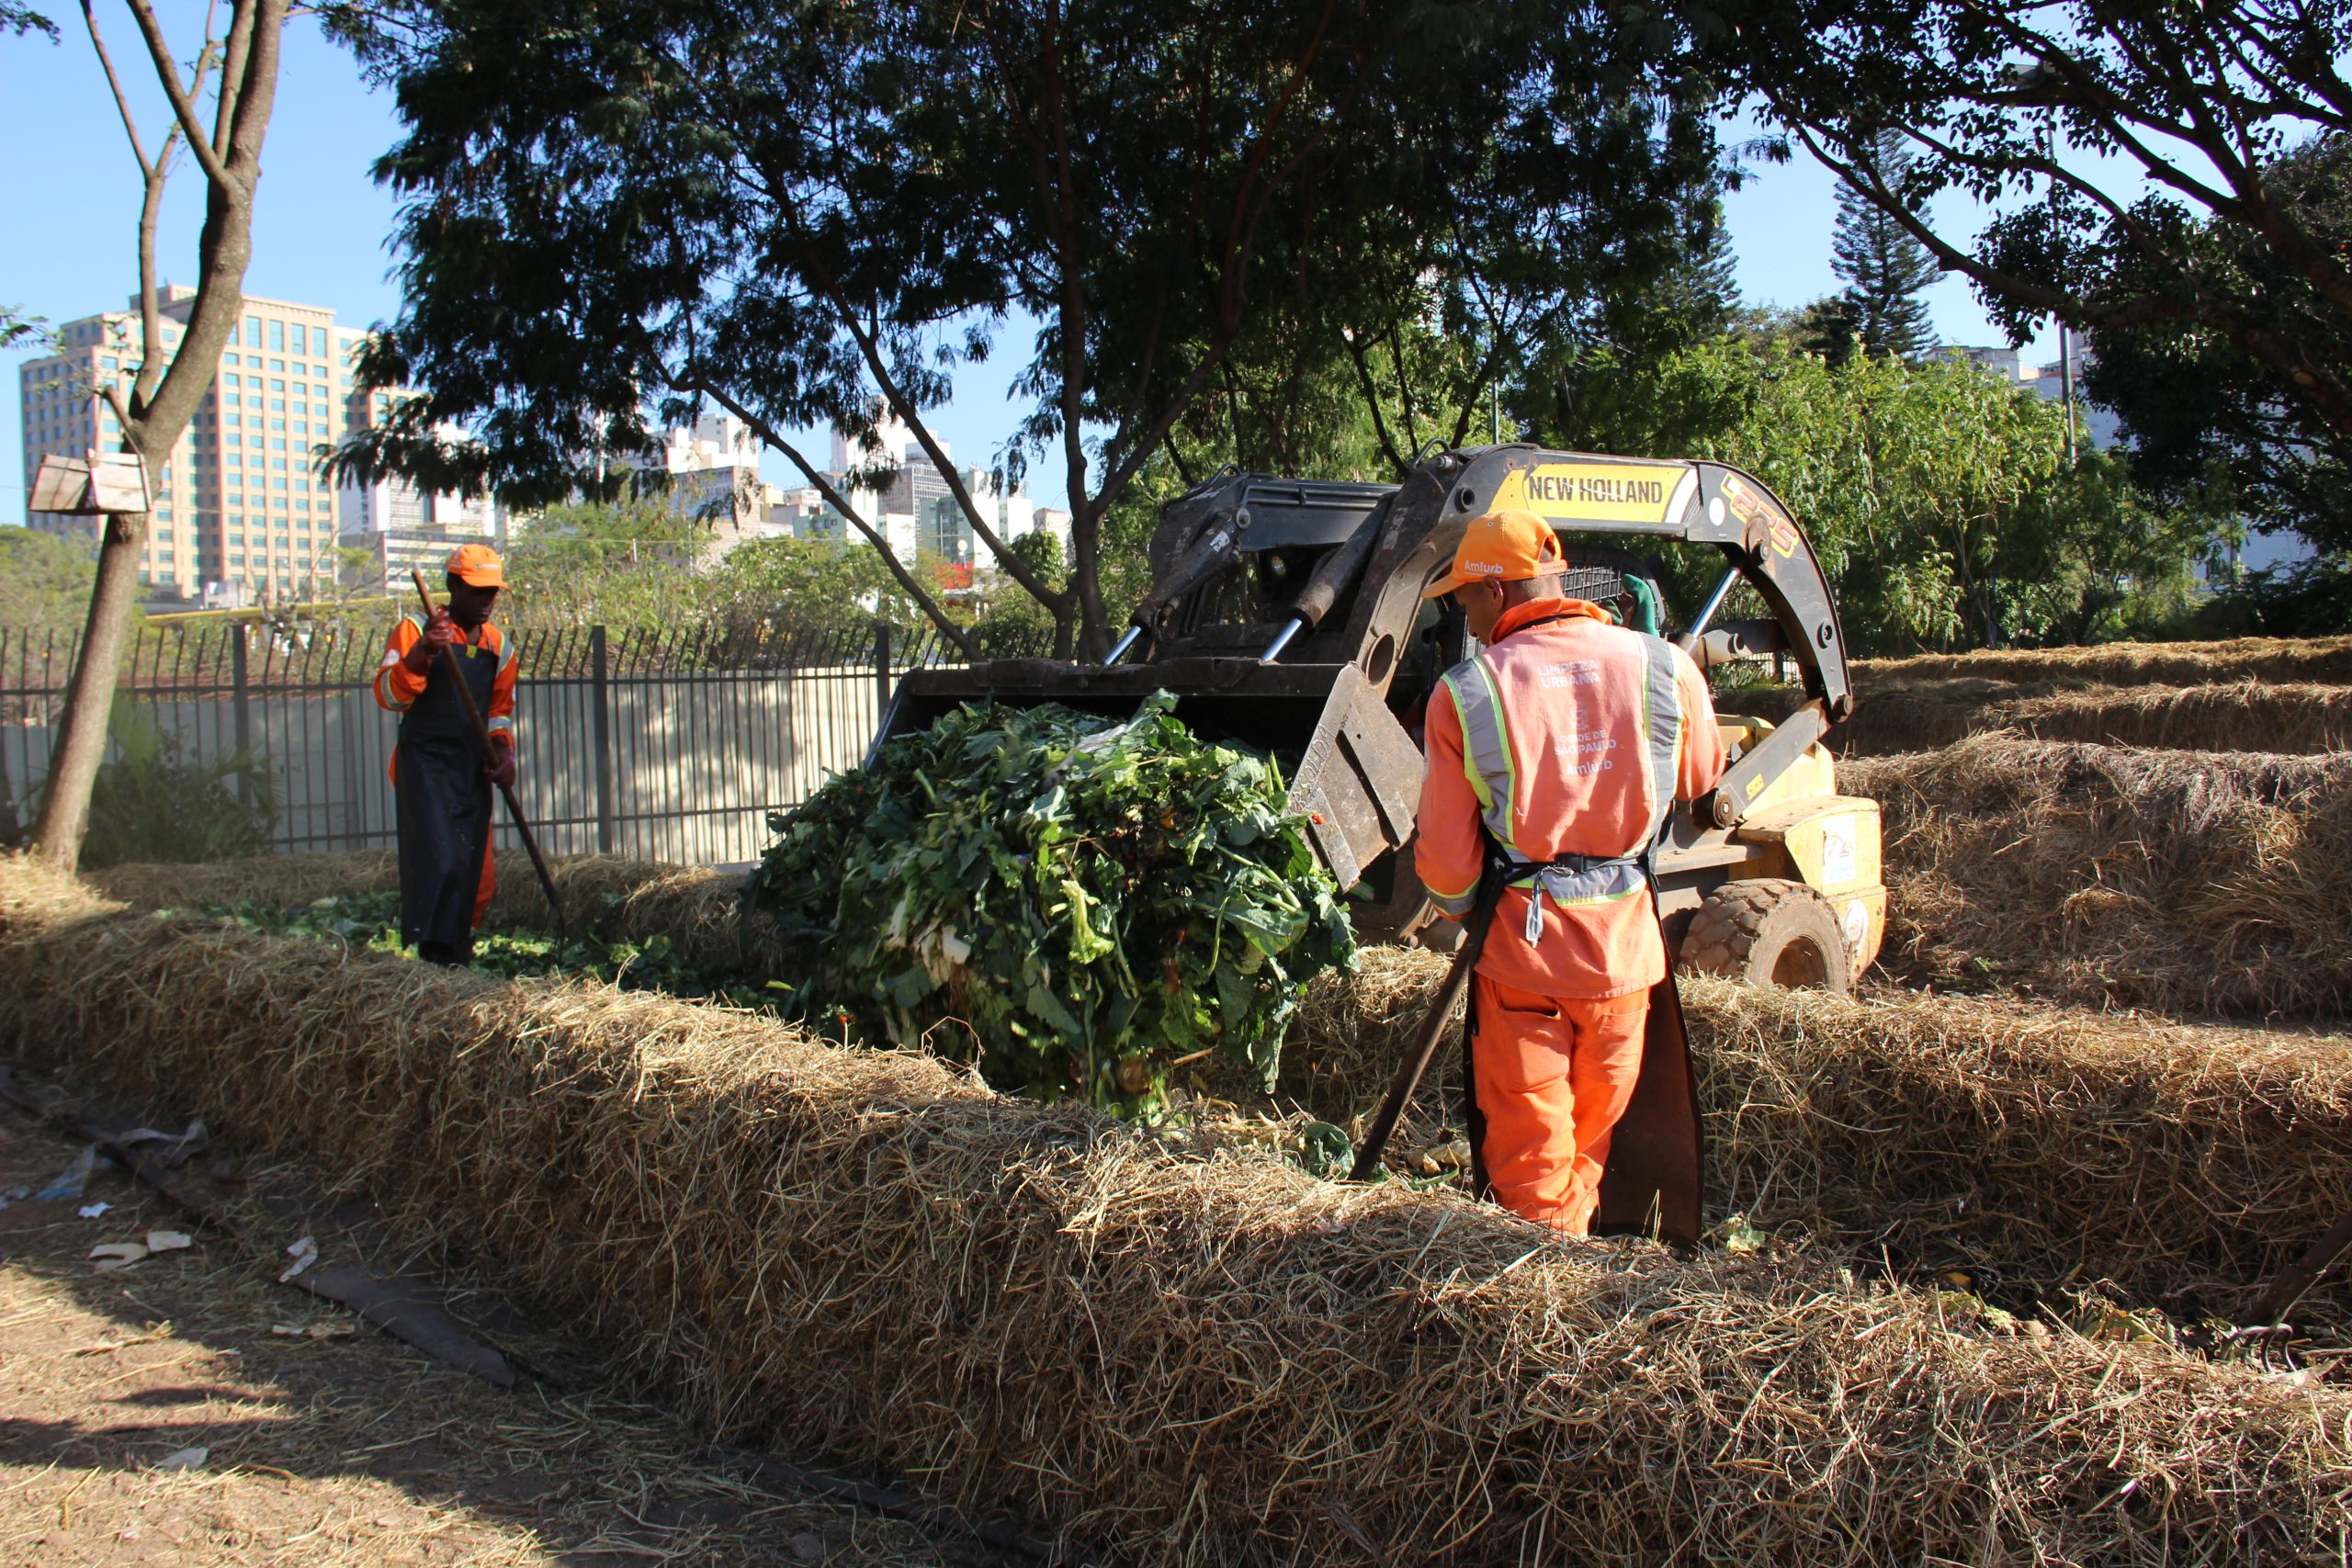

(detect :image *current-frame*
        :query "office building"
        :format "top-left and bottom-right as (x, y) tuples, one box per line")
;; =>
(17, 287), (361, 604)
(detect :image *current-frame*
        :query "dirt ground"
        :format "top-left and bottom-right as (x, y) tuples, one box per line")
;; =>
(0, 1099), (1019, 1568)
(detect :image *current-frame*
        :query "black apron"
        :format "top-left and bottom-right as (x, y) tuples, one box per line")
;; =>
(395, 631), (498, 953)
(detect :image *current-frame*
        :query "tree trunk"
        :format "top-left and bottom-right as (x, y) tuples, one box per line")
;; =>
(32, 511), (148, 871)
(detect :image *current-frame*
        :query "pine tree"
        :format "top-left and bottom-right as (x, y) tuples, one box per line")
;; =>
(1604, 207), (1743, 359)
(1831, 130), (1940, 361)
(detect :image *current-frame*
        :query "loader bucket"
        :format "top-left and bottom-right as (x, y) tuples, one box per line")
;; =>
(874, 656), (1424, 897)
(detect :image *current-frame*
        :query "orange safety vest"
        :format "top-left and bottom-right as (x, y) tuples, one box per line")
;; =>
(1416, 598), (1724, 998)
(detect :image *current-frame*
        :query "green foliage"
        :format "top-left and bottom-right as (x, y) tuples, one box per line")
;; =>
(496, 496), (703, 636)
(742, 695), (1355, 1117)
(2193, 554), (2352, 637)
(500, 499), (952, 644)
(0, 303), (50, 351)
(1574, 336), (2211, 652)
(334, 0), (1722, 653)
(1831, 131), (1939, 362)
(710, 536), (918, 641)
(1676, 0), (2352, 548)
(72, 704), (276, 871)
(2081, 137), (2352, 554)
(0, 527), (103, 636)
(0, 5), (54, 41)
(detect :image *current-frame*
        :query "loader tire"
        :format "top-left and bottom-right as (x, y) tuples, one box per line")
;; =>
(1679, 878), (1851, 995)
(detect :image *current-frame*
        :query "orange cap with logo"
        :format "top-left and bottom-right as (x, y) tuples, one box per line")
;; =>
(446, 543), (505, 588)
(1420, 509), (1566, 599)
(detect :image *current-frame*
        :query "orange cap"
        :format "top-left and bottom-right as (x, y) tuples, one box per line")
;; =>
(1420, 509), (1565, 599)
(446, 543), (505, 588)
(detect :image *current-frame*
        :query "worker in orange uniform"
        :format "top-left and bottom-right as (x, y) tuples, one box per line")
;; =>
(1415, 510), (1726, 1235)
(372, 544), (517, 964)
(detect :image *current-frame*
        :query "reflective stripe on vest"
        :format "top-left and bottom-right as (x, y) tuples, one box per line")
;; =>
(1442, 628), (1685, 928)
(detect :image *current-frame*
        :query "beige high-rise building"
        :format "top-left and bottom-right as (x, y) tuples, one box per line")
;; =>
(16, 287), (365, 604)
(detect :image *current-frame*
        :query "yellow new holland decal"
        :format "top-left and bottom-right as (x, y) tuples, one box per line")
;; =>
(1488, 461), (1685, 526)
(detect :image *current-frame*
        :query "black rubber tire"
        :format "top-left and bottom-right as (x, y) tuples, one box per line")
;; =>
(1679, 878), (1852, 995)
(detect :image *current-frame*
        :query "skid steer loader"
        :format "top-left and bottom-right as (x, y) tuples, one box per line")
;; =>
(874, 443), (1883, 994)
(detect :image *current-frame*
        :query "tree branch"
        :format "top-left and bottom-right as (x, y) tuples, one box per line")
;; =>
(82, 0), (153, 175)
(695, 381), (980, 658)
(120, 0), (235, 187)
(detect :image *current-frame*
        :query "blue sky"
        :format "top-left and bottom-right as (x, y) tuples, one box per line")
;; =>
(2, 14), (2064, 530)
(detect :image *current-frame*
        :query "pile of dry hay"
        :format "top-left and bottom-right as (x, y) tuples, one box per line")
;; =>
(89, 851), (747, 962)
(1284, 948), (2352, 1330)
(4, 855), (2347, 1564)
(1841, 738), (2352, 1017)
(90, 845), (2352, 1322)
(1720, 678), (2352, 757)
(1855, 636), (2352, 689)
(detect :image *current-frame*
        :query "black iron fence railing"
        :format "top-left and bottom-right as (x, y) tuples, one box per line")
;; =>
(0, 617), (985, 865)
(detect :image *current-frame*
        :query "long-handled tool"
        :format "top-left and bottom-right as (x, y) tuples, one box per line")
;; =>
(1349, 867), (1503, 1182)
(410, 568), (566, 934)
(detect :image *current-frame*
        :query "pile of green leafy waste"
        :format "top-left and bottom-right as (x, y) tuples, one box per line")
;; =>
(175, 891), (777, 1006)
(742, 694), (1356, 1115)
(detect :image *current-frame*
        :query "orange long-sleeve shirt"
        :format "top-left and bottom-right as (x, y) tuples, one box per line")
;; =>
(1415, 598), (1725, 998)
(373, 614), (516, 779)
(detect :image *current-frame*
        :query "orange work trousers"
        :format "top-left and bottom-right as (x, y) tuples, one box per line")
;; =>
(1469, 976), (1648, 1234)
(474, 839), (496, 930)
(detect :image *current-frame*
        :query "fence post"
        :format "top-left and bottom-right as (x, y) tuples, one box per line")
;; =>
(231, 626), (253, 807)
(874, 622), (892, 728)
(592, 625), (616, 855)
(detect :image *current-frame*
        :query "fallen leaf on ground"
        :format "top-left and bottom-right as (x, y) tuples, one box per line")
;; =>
(153, 1447), (208, 1472)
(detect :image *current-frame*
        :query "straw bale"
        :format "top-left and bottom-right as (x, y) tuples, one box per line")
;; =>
(86, 851), (747, 964)
(1281, 949), (2352, 1326)
(1719, 679), (2352, 756)
(2, 853), (2346, 1565)
(1842, 739), (2352, 1017)
(88, 849), (401, 910)
(1855, 636), (2352, 688)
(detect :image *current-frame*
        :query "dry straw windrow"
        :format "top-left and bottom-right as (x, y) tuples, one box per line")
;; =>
(89, 847), (2352, 1321)
(88, 851), (746, 960)
(1854, 636), (2352, 689)
(1285, 948), (2352, 1329)
(1841, 739), (2352, 1017)
(2, 854), (2347, 1566)
(1720, 679), (2352, 756)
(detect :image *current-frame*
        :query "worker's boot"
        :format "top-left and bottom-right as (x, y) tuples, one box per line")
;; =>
(419, 939), (473, 967)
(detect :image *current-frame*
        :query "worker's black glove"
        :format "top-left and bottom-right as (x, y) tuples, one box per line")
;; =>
(483, 732), (517, 790)
(403, 607), (458, 675)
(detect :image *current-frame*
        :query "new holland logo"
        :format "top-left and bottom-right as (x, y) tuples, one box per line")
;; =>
(1491, 462), (1682, 525)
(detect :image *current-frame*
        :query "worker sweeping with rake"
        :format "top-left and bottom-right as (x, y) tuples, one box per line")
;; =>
(371, 544), (521, 964)
(1411, 509), (1726, 1236)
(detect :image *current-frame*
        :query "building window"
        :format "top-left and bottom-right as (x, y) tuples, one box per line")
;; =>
(267, 321), (284, 353)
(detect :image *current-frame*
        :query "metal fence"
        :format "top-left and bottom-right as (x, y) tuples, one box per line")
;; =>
(0, 617), (972, 866)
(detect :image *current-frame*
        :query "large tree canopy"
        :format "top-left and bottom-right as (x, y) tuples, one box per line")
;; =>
(1574, 333), (2211, 650)
(333, 0), (1720, 653)
(2080, 133), (2352, 550)
(1667, 0), (2352, 547)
